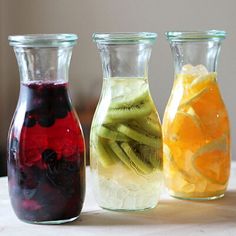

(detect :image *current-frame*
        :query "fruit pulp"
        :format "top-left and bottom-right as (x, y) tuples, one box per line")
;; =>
(162, 64), (230, 199)
(90, 77), (163, 210)
(8, 82), (85, 223)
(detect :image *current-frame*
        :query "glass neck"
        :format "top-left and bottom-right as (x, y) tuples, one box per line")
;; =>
(13, 46), (73, 83)
(96, 43), (152, 79)
(169, 41), (222, 74)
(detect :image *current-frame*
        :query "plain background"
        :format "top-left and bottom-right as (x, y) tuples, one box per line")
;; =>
(0, 0), (235, 174)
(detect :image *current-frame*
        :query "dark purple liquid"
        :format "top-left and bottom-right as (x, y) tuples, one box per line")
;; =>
(8, 82), (85, 223)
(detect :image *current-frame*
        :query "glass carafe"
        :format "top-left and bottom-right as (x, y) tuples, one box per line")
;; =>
(163, 31), (230, 200)
(90, 32), (163, 211)
(7, 34), (85, 224)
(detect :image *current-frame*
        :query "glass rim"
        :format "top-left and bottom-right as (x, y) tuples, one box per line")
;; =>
(93, 32), (157, 44)
(165, 30), (227, 42)
(8, 34), (78, 47)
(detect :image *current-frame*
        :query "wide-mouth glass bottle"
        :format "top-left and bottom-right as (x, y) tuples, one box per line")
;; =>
(8, 34), (86, 224)
(163, 30), (230, 200)
(90, 32), (163, 211)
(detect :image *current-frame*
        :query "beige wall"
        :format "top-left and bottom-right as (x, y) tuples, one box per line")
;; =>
(0, 0), (235, 165)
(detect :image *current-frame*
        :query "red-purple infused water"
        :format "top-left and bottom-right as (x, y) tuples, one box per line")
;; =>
(8, 82), (85, 223)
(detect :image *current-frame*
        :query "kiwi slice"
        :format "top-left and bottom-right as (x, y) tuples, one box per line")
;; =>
(96, 125), (129, 141)
(136, 116), (162, 137)
(96, 137), (117, 167)
(121, 143), (153, 174)
(107, 101), (152, 121)
(139, 144), (163, 170)
(108, 141), (132, 168)
(110, 89), (149, 109)
(117, 124), (161, 148)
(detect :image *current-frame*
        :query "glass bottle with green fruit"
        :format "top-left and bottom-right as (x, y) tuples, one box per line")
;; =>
(90, 32), (163, 211)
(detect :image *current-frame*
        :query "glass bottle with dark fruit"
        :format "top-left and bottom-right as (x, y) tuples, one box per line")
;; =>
(8, 34), (85, 224)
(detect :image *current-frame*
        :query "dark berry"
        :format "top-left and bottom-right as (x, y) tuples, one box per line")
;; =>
(42, 149), (57, 164)
(38, 115), (55, 127)
(66, 162), (79, 172)
(54, 107), (68, 119)
(23, 112), (36, 127)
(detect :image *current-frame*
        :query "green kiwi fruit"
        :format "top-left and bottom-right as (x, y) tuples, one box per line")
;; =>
(136, 116), (162, 137)
(108, 141), (132, 169)
(96, 125), (129, 141)
(117, 124), (161, 148)
(110, 89), (149, 109)
(120, 143), (153, 174)
(138, 144), (163, 170)
(96, 137), (117, 167)
(107, 101), (152, 121)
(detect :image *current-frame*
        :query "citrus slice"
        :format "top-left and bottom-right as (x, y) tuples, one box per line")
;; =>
(190, 72), (216, 88)
(168, 110), (203, 143)
(163, 144), (195, 183)
(179, 87), (209, 109)
(192, 135), (229, 185)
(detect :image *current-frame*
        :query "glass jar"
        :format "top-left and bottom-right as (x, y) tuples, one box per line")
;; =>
(7, 34), (86, 224)
(163, 30), (230, 200)
(90, 32), (163, 211)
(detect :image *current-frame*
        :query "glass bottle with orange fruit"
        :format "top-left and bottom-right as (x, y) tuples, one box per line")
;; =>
(163, 31), (230, 200)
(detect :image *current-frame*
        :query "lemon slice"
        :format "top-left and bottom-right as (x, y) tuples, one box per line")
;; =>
(192, 135), (229, 185)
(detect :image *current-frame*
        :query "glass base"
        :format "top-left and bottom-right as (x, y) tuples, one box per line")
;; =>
(169, 191), (225, 201)
(100, 204), (157, 212)
(21, 216), (79, 225)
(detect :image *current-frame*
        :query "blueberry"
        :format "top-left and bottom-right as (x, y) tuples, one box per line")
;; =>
(23, 112), (36, 127)
(54, 107), (68, 119)
(42, 149), (57, 164)
(38, 115), (55, 127)
(66, 163), (79, 172)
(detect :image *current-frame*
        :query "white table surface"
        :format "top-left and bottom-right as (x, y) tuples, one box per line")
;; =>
(0, 164), (236, 236)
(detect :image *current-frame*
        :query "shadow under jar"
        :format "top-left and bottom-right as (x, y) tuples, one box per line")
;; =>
(7, 34), (86, 224)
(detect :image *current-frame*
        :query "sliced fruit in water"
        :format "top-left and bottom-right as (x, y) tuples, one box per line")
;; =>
(192, 135), (227, 159)
(138, 144), (162, 170)
(109, 141), (132, 169)
(96, 138), (117, 167)
(192, 135), (229, 185)
(107, 101), (152, 120)
(117, 124), (160, 148)
(136, 115), (161, 137)
(96, 125), (129, 141)
(163, 144), (195, 183)
(190, 72), (216, 88)
(110, 88), (149, 109)
(168, 110), (204, 143)
(179, 87), (209, 109)
(121, 142), (153, 174)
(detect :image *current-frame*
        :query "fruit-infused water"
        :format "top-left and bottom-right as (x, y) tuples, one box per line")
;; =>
(90, 77), (163, 210)
(8, 82), (85, 222)
(163, 64), (230, 199)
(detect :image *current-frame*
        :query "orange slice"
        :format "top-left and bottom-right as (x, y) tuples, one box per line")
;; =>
(168, 110), (204, 144)
(192, 135), (230, 185)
